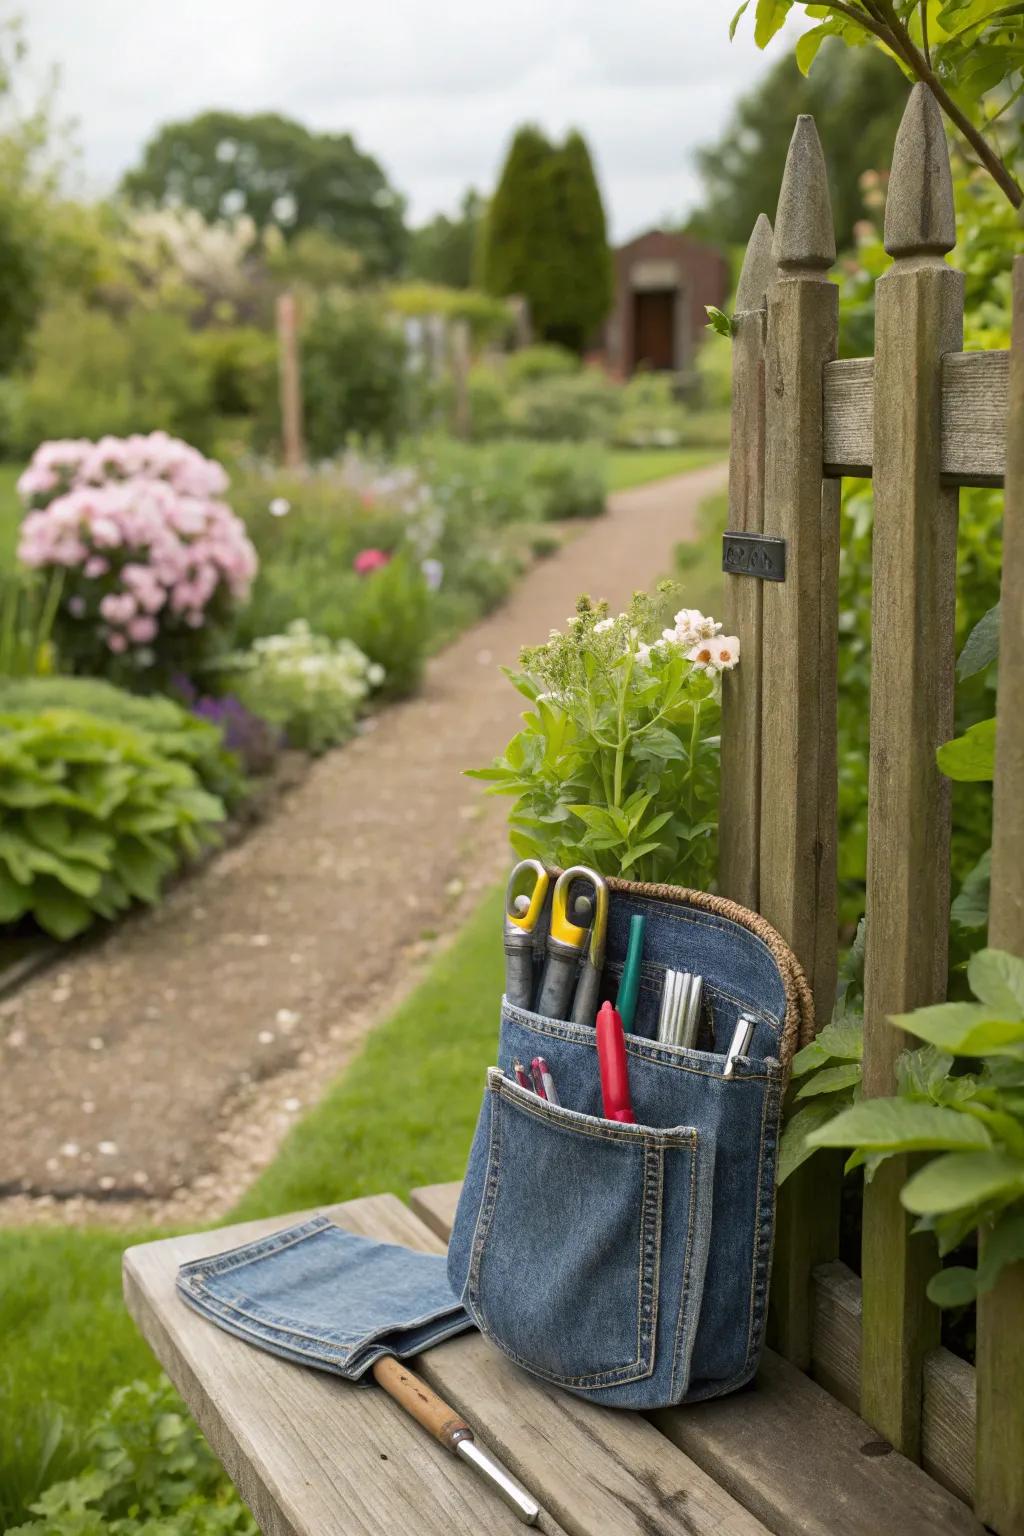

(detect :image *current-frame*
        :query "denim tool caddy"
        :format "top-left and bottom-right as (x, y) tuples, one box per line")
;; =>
(447, 877), (814, 1410)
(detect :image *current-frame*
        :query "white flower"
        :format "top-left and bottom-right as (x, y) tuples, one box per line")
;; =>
(687, 634), (740, 676)
(673, 608), (722, 649)
(635, 642), (654, 666)
(593, 617), (616, 634)
(420, 557), (443, 591)
(268, 497), (291, 517)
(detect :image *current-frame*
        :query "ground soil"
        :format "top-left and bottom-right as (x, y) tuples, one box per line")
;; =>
(0, 461), (727, 1227)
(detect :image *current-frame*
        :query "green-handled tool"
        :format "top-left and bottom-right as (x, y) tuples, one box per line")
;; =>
(616, 914), (646, 1032)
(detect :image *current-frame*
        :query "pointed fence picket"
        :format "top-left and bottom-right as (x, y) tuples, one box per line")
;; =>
(721, 86), (1021, 1534)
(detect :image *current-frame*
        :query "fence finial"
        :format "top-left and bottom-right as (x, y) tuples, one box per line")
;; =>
(736, 213), (775, 311)
(772, 115), (835, 274)
(884, 83), (955, 258)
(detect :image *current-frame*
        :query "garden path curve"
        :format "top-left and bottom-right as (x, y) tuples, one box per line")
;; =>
(0, 460), (727, 1222)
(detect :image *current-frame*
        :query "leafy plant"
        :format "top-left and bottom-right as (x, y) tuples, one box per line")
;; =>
(9, 1377), (255, 1535)
(301, 293), (409, 453)
(735, 0), (1022, 210)
(0, 676), (246, 808)
(0, 699), (231, 939)
(214, 620), (383, 755)
(0, 570), (62, 677)
(468, 594), (738, 889)
(807, 948), (1024, 1306)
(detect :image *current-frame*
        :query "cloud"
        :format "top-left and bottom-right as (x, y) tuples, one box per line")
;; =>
(25, 0), (802, 239)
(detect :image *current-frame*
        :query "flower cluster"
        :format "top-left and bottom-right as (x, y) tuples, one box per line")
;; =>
(218, 620), (385, 755)
(16, 432), (257, 670)
(660, 607), (740, 677)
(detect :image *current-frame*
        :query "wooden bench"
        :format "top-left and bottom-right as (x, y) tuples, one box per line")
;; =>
(124, 1181), (985, 1536)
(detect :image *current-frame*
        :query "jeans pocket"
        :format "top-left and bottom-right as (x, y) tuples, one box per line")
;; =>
(466, 1067), (707, 1397)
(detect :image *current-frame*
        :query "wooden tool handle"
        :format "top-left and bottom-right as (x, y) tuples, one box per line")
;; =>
(371, 1356), (470, 1452)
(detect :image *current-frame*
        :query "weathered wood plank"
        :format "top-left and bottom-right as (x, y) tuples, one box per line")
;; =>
(409, 1182), (461, 1241)
(822, 352), (1009, 487)
(720, 212), (773, 911)
(810, 1260), (976, 1507)
(419, 1183), (983, 1536)
(370, 1197), (768, 1536)
(975, 251), (1024, 1536)
(124, 1200), (559, 1536)
(758, 114), (841, 1368)
(127, 1195), (767, 1536)
(654, 1351), (982, 1536)
(861, 83), (962, 1459)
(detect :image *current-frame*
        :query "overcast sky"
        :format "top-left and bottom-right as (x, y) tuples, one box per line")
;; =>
(24, 1), (807, 241)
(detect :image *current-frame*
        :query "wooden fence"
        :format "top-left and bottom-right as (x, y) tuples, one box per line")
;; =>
(719, 84), (1021, 1533)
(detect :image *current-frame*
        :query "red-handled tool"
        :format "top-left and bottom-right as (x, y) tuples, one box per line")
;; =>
(596, 1001), (635, 1123)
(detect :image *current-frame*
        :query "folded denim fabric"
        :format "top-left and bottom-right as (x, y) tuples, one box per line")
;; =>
(177, 1214), (474, 1380)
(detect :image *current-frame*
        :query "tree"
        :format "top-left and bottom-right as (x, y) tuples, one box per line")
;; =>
(689, 40), (908, 249)
(120, 111), (407, 276)
(733, 0), (1022, 209)
(407, 189), (484, 288)
(480, 126), (613, 353)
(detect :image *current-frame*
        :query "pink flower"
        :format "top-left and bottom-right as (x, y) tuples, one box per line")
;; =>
(100, 592), (137, 626)
(127, 615), (157, 644)
(106, 630), (128, 654)
(84, 556), (109, 578)
(353, 548), (391, 576)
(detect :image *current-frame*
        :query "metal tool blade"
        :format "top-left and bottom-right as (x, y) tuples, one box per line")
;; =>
(455, 1436), (541, 1525)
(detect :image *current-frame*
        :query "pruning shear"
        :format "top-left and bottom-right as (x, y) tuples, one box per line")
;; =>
(536, 866), (609, 1025)
(503, 860), (550, 1009)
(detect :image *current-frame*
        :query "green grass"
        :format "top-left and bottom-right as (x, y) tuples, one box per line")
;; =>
(0, 1225), (159, 1527)
(673, 488), (728, 620)
(0, 462), (22, 566)
(607, 446), (724, 493)
(0, 887), (506, 1523)
(233, 885), (504, 1220)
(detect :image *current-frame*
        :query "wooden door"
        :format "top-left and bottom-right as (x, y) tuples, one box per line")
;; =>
(632, 289), (676, 371)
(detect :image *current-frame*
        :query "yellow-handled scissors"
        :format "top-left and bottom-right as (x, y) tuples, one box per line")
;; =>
(536, 866), (609, 1025)
(503, 860), (550, 1009)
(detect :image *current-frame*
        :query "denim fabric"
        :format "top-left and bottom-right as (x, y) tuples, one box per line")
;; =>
(178, 1215), (473, 1380)
(447, 892), (786, 1409)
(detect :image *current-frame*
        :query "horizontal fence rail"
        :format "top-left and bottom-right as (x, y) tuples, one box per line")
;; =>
(822, 351), (1009, 486)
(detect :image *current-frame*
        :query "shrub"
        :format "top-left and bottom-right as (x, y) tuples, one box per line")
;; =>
(386, 283), (512, 347)
(0, 677), (245, 808)
(2, 300), (214, 457)
(16, 432), (257, 685)
(341, 554), (432, 699)
(190, 326), (278, 426)
(214, 620), (383, 753)
(505, 370), (620, 442)
(613, 373), (689, 449)
(464, 366), (511, 441)
(301, 294), (408, 454)
(9, 1377), (254, 1536)
(0, 702), (231, 939)
(504, 343), (579, 387)
(0, 570), (63, 678)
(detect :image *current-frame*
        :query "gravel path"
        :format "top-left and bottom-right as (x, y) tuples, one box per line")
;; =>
(0, 461), (727, 1225)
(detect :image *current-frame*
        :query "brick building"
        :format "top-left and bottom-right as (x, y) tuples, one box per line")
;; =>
(601, 229), (729, 379)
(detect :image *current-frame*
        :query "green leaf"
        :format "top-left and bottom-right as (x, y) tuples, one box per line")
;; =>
(729, 0), (750, 38)
(795, 1062), (862, 1099)
(901, 1150), (1024, 1215)
(31, 879), (94, 940)
(777, 1100), (836, 1183)
(977, 1209), (1024, 1292)
(957, 602), (1000, 679)
(896, 1045), (956, 1101)
(753, 0), (792, 48)
(796, 20), (837, 72)
(790, 1014), (864, 1076)
(937, 717), (996, 782)
(705, 305), (735, 339)
(927, 1265), (981, 1307)
(952, 848), (990, 931)
(808, 1098), (993, 1154)
(0, 865), (30, 923)
(891, 1001), (1024, 1057)
(619, 840), (667, 872)
(968, 948), (1024, 1019)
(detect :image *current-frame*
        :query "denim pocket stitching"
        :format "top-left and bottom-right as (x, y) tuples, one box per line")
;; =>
(669, 1128), (702, 1401)
(491, 1069), (696, 1149)
(744, 1072), (783, 1376)
(179, 1216), (335, 1281)
(467, 1076), (673, 1390)
(500, 1004), (779, 1082)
